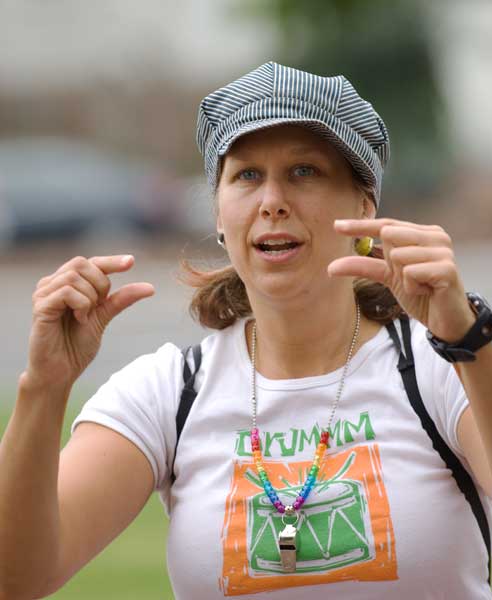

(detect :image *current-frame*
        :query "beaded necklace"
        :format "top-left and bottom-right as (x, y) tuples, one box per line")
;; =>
(249, 303), (361, 572)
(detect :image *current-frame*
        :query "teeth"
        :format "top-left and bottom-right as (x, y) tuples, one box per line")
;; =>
(264, 248), (294, 255)
(261, 238), (296, 246)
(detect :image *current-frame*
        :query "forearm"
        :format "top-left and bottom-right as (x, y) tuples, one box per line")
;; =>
(454, 343), (492, 471)
(0, 375), (71, 599)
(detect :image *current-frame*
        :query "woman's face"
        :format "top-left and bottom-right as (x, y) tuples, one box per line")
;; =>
(216, 124), (375, 307)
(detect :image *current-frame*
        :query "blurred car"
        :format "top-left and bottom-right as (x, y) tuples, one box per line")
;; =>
(0, 136), (186, 246)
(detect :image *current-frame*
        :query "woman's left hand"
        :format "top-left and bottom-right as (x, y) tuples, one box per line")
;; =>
(327, 218), (476, 343)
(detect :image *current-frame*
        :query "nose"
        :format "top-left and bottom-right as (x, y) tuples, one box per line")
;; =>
(258, 180), (291, 220)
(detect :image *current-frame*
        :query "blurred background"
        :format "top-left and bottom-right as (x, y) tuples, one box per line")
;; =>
(0, 0), (491, 598)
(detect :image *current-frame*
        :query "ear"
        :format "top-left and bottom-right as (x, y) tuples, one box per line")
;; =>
(361, 196), (376, 219)
(216, 212), (223, 233)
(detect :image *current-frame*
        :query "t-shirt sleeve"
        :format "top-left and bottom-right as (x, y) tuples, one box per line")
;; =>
(437, 354), (470, 458)
(70, 342), (183, 492)
(412, 320), (469, 460)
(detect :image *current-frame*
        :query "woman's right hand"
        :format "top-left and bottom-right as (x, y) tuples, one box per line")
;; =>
(21, 254), (155, 391)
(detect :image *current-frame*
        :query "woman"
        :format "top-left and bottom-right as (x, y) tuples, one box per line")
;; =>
(1, 61), (492, 599)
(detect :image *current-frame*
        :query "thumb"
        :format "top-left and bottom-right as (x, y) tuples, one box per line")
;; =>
(95, 282), (155, 327)
(328, 256), (387, 284)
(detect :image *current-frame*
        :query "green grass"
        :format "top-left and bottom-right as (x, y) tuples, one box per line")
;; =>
(0, 385), (175, 600)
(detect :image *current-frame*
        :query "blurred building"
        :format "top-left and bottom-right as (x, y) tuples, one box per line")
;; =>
(0, 0), (490, 239)
(2, 1), (491, 169)
(0, 0), (276, 178)
(0, 0), (276, 92)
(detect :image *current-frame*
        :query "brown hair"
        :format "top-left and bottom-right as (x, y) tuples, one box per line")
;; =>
(179, 157), (404, 330)
(179, 245), (403, 330)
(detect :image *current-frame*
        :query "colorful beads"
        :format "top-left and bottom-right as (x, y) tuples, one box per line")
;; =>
(251, 427), (330, 515)
(293, 496), (305, 510)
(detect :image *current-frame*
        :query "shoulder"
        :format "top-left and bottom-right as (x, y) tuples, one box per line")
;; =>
(403, 317), (469, 452)
(388, 316), (453, 386)
(385, 315), (432, 357)
(108, 341), (184, 387)
(405, 317), (451, 370)
(191, 316), (249, 363)
(386, 315), (454, 407)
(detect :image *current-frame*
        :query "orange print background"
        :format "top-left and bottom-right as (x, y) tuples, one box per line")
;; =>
(219, 444), (397, 596)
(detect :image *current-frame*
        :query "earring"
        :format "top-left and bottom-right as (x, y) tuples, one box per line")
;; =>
(217, 232), (226, 249)
(354, 236), (374, 256)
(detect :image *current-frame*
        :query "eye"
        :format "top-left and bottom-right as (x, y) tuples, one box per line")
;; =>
(238, 168), (260, 181)
(293, 165), (317, 177)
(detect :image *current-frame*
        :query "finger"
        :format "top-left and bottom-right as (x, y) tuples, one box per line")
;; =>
(389, 246), (455, 267)
(35, 274), (55, 291)
(334, 218), (446, 239)
(38, 262), (109, 305)
(34, 286), (93, 325)
(89, 254), (135, 275)
(402, 261), (458, 295)
(96, 283), (155, 327)
(49, 254), (135, 302)
(39, 255), (134, 293)
(34, 270), (100, 308)
(327, 256), (388, 284)
(379, 225), (452, 249)
(53, 254), (134, 278)
(85, 255), (135, 302)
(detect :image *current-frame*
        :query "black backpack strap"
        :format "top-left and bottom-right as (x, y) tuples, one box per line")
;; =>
(170, 344), (202, 484)
(386, 315), (491, 582)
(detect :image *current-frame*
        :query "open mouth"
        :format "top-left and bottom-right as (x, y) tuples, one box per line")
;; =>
(256, 241), (301, 254)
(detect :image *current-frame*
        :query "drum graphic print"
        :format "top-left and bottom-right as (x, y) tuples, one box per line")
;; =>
(247, 453), (375, 573)
(220, 444), (397, 596)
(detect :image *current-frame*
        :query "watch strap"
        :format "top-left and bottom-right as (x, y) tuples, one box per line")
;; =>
(426, 292), (492, 362)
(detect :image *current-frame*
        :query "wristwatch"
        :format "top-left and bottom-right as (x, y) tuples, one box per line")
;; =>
(426, 292), (492, 362)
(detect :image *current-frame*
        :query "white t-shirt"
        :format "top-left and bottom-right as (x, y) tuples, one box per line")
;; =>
(71, 317), (492, 599)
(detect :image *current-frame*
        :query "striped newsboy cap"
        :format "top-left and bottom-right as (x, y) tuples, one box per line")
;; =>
(196, 61), (390, 207)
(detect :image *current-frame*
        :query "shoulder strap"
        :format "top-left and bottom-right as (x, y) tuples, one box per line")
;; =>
(170, 344), (202, 484)
(386, 316), (491, 583)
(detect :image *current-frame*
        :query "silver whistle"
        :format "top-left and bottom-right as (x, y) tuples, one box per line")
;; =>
(279, 523), (297, 573)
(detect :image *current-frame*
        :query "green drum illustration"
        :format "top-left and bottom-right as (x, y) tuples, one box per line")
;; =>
(245, 452), (375, 574)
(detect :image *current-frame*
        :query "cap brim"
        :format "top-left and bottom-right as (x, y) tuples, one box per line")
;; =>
(217, 117), (378, 199)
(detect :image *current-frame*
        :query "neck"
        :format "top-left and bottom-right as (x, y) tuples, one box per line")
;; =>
(246, 290), (381, 380)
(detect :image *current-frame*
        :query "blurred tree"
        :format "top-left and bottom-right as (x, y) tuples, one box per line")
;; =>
(237, 0), (449, 204)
